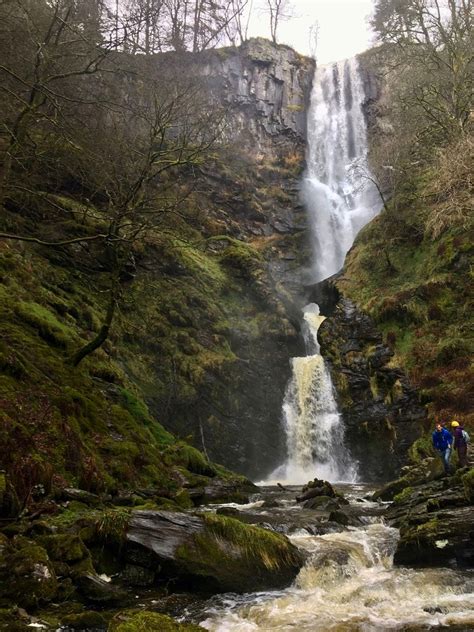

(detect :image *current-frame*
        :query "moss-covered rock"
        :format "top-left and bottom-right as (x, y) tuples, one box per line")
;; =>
(60, 611), (107, 630)
(0, 543), (58, 608)
(125, 509), (304, 593)
(39, 533), (90, 564)
(384, 475), (474, 567)
(109, 611), (204, 632)
(462, 468), (474, 503)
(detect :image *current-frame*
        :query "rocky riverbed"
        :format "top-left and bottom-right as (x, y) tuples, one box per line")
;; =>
(0, 469), (473, 631)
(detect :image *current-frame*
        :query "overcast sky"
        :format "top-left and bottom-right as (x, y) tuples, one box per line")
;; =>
(247, 0), (376, 64)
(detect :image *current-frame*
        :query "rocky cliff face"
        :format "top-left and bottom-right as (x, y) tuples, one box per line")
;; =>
(202, 38), (314, 156)
(319, 295), (426, 481)
(129, 40), (316, 479)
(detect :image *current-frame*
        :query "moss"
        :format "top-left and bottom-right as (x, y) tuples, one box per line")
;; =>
(0, 543), (58, 608)
(60, 611), (107, 629)
(186, 513), (301, 573)
(168, 443), (216, 477)
(393, 486), (414, 504)
(462, 468), (474, 503)
(14, 300), (72, 348)
(38, 534), (89, 564)
(95, 508), (131, 546)
(409, 433), (436, 464)
(109, 611), (204, 632)
(0, 607), (32, 631)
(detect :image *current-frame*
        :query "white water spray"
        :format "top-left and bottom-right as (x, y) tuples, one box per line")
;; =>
(268, 58), (382, 485)
(303, 57), (381, 283)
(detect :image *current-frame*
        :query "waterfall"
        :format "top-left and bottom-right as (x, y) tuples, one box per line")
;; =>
(303, 57), (381, 283)
(268, 58), (382, 485)
(278, 304), (357, 484)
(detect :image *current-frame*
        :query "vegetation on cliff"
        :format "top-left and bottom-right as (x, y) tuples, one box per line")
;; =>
(342, 0), (473, 430)
(0, 0), (309, 508)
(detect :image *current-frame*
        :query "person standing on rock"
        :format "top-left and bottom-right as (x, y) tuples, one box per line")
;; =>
(432, 423), (453, 475)
(451, 420), (469, 468)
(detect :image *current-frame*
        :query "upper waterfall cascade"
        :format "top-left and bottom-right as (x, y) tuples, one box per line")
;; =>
(303, 57), (381, 283)
(269, 58), (382, 485)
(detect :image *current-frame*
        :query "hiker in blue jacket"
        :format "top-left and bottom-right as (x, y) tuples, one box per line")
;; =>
(432, 423), (453, 475)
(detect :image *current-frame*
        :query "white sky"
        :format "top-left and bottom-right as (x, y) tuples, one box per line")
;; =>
(247, 0), (376, 63)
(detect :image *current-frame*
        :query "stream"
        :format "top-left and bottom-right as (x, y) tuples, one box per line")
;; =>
(190, 485), (474, 632)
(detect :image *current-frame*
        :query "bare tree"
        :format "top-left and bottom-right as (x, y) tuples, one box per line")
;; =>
(264, 0), (292, 44)
(0, 0), (116, 206)
(371, 0), (473, 138)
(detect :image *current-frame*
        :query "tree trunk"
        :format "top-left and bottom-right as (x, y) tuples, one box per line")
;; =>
(71, 288), (117, 367)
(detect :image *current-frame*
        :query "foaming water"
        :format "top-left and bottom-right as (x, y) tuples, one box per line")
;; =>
(201, 523), (474, 631)
(266, 304), (357, 485)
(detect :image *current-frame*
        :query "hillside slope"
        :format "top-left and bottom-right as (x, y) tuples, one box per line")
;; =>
(339, 135), (473, 429)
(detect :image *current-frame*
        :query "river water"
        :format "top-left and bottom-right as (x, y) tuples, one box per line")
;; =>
(197, 485), (474, 632)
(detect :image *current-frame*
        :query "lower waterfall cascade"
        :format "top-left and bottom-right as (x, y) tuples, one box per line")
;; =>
(269, 57), (383, 484)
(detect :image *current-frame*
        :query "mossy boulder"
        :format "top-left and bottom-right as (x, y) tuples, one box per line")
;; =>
(0, 543), (58, 608)
(385, 476), (474, 568)
(109, 611), (204, 631)
(60, 611), (107, 630)
(125, 509), (304, 593)
(38, 533), (90, 564)
(462, 468), (474, 503)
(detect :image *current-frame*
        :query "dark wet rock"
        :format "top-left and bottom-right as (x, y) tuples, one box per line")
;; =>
(215, 506), (241, 516)
(328, 510), (351, 526)
(303, 495), (340, 511)
(0, 471), (19, 519)
(125, 509), (304, 593)
(296, 479), (336, 503)
(384, 474), (474, 568)
(75, 572), (130, 605)
(261, 499), (280, 508)
(197, 477), (258, 505)
(61, 488), (101, 506)
(319, 297), (426, 481)
(120, 563), (155, 587)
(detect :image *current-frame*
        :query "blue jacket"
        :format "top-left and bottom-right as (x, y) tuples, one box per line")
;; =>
(432, 427), (453, 451)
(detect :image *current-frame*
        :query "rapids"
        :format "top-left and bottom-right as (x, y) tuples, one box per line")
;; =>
(197, 485), (474, 632)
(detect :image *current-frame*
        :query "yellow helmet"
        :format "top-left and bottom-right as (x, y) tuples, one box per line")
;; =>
(451, 420), (460, 427)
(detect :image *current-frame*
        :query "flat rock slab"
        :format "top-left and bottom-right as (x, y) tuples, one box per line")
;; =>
(126, 510), (304, 593)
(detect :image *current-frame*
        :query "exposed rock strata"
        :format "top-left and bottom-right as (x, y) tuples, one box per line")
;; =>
(319, 296), (426, 480)
(383, 469), (474, 568)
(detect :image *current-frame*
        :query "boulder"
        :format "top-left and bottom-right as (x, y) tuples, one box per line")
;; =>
(0, 542), (58, 608)
(296, 479), (336, 503)
(385, 475), (474, 568)
(75, 572), (130, 605)
(125, 509), (304, 593)
(61, 488), (101, 505)
(60, 611), (107, 630)
(199, 477), (257, 505)
(303, 495), (340, 511)
(109, 611), (204, 631)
